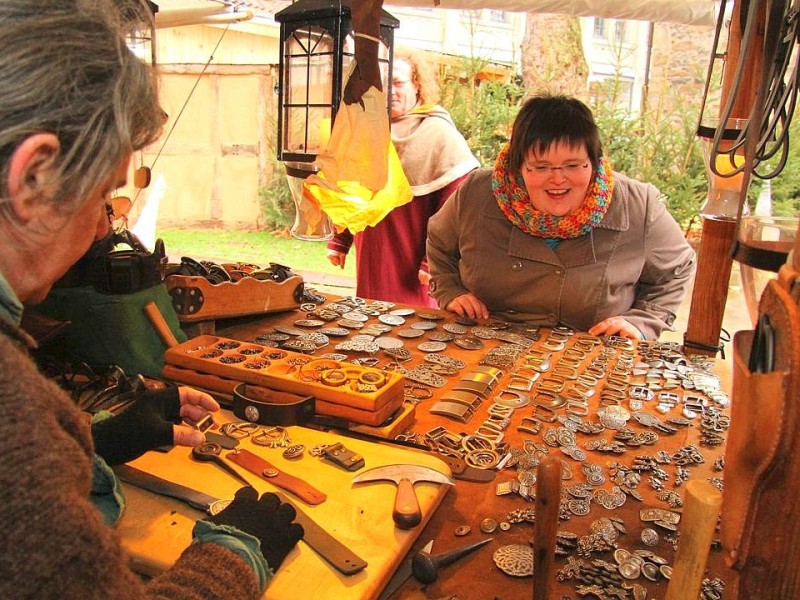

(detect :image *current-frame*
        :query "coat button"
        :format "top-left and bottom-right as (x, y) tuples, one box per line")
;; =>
(511, 261), (523, 271)
(554, 268), (563, 276)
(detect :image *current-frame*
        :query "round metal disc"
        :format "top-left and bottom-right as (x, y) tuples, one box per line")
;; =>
(443, 323), (467, 334)
(378, 314), (406, 326)
(454, 336), (484, 350)
(411, 320), (438, 331)
(418, 341), (447, 353)
(492, 544), (534, 577)
(397, 328), (425, 338)
(375, 336), (404, 349)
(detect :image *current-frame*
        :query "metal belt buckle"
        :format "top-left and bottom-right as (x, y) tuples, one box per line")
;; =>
(453, 379), (492, 397)
(507, 374), (535, 392)
(441, 390), (483, 409)
(493, 389), (529, 409)
(430, 400), (475, 424)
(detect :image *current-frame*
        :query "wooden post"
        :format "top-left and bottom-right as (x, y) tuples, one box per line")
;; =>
(665, 480), (723, 600)
(683, 0), (765, 356)
(533, 455), (562, 600)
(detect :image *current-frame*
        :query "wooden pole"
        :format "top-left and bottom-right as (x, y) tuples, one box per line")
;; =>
(665, 480), (723, 600)
(683, 0), (765, 356)
(533, 455), (562, 600)
(144, 301), (180, 348)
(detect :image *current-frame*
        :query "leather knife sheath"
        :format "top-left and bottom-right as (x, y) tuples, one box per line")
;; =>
(114, 465), (366, 576)
(227, 448), (327, 505)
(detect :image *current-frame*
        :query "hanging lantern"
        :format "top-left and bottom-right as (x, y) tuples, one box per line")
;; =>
(274, 0), (399, 240)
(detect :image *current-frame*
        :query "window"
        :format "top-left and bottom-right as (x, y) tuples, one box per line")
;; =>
(489, 10), (507, 23)
(614, 20), (626, 43)
(593, 18), (606, 39)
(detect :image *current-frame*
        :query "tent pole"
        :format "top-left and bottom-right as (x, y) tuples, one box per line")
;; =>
(683, 0), (765, 356)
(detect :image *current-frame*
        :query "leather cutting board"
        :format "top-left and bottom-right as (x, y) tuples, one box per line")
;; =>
(117, 421), (452, 600)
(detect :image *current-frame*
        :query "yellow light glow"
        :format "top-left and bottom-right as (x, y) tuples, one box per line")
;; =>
(712, 153), (745, 191)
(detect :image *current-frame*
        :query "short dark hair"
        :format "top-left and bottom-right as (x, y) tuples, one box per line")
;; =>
(507, 95), (603, 174)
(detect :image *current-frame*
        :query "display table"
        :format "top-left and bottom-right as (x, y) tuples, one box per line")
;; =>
(123, 295), (735, 599)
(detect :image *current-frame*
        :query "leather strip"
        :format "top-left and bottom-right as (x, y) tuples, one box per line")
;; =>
(114, 464), (226, 514)
(273, 492), (368, 575)
(227, 448), (327, 505)
(436, 453), (496, 483)
(116, 465), (366, 575)
(232, 383), (315, 426)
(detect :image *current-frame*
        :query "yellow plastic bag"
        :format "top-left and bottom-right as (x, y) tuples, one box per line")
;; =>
(304, 86), (412, 234)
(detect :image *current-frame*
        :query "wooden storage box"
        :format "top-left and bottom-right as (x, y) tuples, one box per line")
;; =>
(163, 335), (405, 426)
(165, 274), (304, 322)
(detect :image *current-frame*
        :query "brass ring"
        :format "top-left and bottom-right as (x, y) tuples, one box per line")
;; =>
(320, 369), (348, 387)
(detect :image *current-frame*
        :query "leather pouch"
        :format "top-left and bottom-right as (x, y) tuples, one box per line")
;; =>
(721, 327), (786, 568)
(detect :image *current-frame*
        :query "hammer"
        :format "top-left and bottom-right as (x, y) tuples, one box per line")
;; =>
(352, 464), (454, 529)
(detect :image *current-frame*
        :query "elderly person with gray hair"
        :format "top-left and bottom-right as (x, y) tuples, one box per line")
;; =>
(0, 1), (300, 598)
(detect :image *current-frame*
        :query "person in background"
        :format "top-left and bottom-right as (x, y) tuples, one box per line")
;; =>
(327, 48), (480, 307)
(427, 94), (696, 340)
(0, 2), (301, 598)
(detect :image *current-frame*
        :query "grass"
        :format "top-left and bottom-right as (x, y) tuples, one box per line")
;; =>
(156, 228), (357, 294)
(157, 229), (352, 274)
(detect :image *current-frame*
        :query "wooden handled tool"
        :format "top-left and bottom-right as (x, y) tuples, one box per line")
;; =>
(533, 455), (562, 599)
(352, 464), (454, 529)
(665, 480), (723, 600)
(144, 301), (180, 348)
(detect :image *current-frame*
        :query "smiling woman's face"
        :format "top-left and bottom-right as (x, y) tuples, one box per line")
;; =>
(520, 141), (593, 217)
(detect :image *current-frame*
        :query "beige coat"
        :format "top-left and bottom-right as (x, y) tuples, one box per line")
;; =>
(426, 168), (696, 339)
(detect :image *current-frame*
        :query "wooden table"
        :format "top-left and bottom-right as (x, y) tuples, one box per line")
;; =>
(133, 296), (735, 599)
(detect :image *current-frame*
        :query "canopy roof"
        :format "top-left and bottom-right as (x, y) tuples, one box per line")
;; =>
(153, 0), (719, 27)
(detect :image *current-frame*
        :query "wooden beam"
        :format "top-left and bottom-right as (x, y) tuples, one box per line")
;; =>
(683, 0), (766, 355)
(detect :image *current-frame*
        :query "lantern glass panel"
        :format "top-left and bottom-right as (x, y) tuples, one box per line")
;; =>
(284, 106), (332, 155)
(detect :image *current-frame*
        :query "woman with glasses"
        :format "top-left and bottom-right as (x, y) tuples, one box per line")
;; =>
(427, 94), (695, 339)
(326, 49), (480, 307)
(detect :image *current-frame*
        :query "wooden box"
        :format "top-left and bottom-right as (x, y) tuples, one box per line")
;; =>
(163, 335), (405, 426)
(165, 274), (304, 322)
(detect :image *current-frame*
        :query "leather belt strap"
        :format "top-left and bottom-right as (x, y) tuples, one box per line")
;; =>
(273, 492), (368, 575)
(227, 448), (327, 505)
(436, 453), (496, 483)
(115, 465), (366, 576)
(114, 464), (230, 515)
(232, 383), (315, 426)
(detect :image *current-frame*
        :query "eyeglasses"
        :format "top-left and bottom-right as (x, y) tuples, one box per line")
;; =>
(524, 161), (591, 178)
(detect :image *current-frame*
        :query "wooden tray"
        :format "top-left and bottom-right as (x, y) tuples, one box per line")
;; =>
(117, 421), (452, 600)
(164, 335), (405, 426)
(165, 274), (304, 322)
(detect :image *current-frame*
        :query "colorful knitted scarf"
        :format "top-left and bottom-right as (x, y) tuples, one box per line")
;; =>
(492, 142), (614, 239)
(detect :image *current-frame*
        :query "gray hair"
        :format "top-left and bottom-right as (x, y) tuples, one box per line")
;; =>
(0, 0), (165, 213)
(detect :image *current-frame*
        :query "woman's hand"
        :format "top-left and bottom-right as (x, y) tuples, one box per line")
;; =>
(588, 317), (642, 340)
(446, 293), (489, 320)
(173, 386), (220, 447)
(327, 250), (347, 269)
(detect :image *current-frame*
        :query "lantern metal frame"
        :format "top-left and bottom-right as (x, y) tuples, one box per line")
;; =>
(275, 0), (399, 164)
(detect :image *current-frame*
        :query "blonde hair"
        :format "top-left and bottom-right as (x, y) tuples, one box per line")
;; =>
(394, 47), (440, 106)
